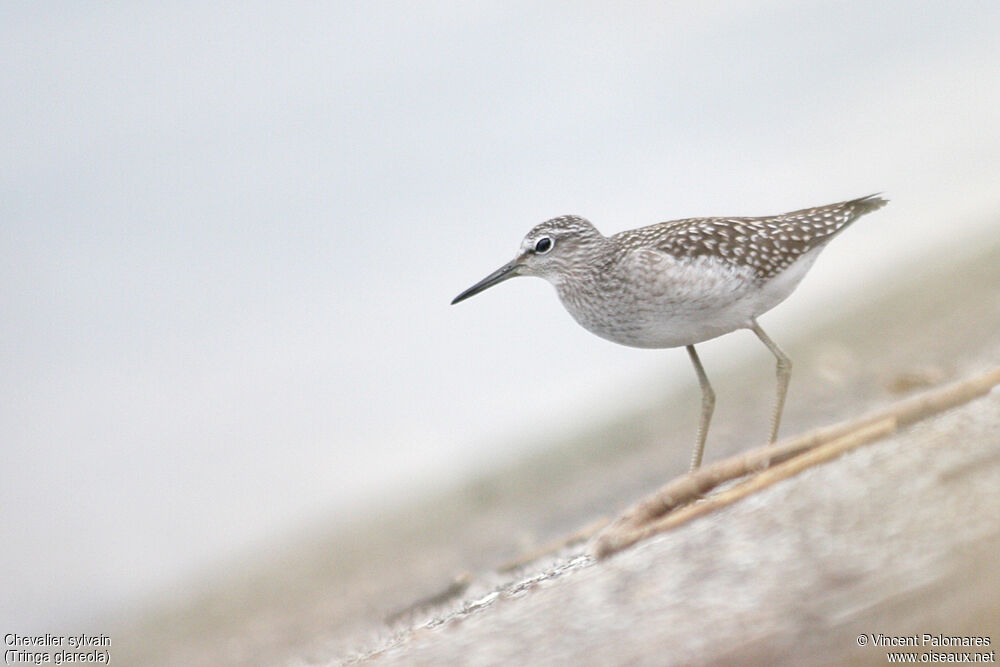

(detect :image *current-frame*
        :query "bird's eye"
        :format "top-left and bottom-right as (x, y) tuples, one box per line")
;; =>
(534, 236), (554, 254)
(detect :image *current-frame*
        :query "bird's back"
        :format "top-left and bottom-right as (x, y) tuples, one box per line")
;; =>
(611, 194), (888, 283)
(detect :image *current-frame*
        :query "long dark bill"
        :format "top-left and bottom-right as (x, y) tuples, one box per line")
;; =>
(451, 261), (521, 305)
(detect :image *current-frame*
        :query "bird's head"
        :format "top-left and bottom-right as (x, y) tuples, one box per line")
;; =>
(451, 215), (605, 304)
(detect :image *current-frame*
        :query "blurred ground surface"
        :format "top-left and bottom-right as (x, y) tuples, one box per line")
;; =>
(114, 231), (1000, 666)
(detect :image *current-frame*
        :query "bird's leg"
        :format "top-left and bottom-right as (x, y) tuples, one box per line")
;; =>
(685, 344), (715, 471)
(749, 319), (792, 444)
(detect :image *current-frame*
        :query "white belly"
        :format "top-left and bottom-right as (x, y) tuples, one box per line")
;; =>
(555, 248), (823, 349)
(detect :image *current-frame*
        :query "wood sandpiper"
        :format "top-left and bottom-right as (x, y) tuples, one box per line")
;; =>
(452, 195), (888, 470)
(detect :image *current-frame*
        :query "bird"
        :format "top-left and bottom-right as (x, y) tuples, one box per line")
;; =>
(451, 195), (888, 471)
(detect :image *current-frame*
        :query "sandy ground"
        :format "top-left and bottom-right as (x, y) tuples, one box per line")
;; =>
(364, 379), (1000, 666)
(111, 230), (1000, 666)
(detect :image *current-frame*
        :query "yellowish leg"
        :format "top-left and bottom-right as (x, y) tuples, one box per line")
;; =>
(749, 319), (792, 443)
(686, 344), (715, 471)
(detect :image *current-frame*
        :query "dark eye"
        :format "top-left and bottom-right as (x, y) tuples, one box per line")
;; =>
(534, 236), (554, 254)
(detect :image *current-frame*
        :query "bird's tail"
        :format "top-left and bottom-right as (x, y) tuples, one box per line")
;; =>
(845, 193), (889, 218)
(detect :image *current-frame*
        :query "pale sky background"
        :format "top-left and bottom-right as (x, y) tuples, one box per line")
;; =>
(3, 1), (999, 629)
